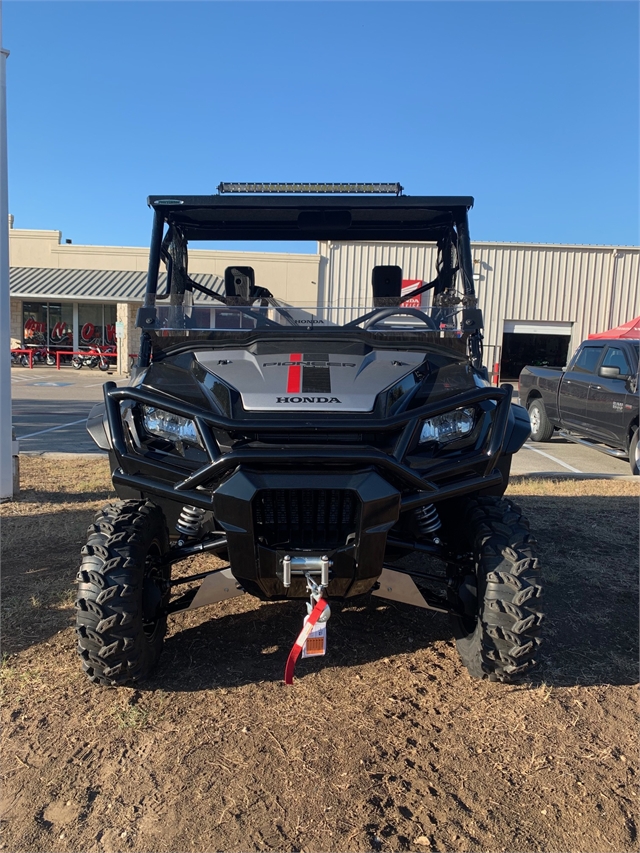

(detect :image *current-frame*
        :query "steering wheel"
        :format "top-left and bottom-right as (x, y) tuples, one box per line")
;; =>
(346, 307), (438, 331)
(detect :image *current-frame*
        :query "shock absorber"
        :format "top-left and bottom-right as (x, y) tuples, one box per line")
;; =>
(175, 505), (207, 538)
(414, 504), (442, 543)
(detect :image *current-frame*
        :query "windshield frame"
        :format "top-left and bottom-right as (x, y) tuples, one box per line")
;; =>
(136, 193), (482, 368)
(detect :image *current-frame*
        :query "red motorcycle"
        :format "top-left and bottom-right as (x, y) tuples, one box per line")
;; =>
(32, 346), (50, 364)
(71, 344), (116, 371)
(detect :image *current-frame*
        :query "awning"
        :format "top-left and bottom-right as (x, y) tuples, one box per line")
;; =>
(588, 316), (640, 339)
(10, 267), (224, 303)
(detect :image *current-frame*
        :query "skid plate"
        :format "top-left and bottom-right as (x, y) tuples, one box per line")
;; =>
(184, 568), (246, 612)
(371, 568), (435, 610)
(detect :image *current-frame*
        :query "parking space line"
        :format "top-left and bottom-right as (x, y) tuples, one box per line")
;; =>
(522, 443), (582, 473)
(84, 378), (129, 387)
(18, 418), (87, 439)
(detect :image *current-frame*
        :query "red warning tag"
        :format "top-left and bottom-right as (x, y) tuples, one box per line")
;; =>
(302, 620), (327, 658)
(284, 597), (329, 684)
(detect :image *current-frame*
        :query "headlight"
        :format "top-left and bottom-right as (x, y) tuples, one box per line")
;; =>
(141, 406), (201, 446)
(419, 407), (476, 444)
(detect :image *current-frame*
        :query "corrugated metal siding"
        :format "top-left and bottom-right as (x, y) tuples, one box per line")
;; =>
(10, 268), (224, 303)
(317, 241), (439, 323)
(611, 250), (640, 330)
(471, 243), (639, 351)
(321, 241), (639, 353)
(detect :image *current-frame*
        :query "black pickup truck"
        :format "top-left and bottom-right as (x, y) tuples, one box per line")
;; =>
(519, 338), (639, 475)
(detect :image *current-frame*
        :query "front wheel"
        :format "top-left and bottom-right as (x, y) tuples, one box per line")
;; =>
(450, 496), (543, 682)
(75, 500), (170, 686)
(98, 359), (110, 372)
(630, 429), (639, 476)
(46, 354), (56, 366)
(527, 399), (554, 442)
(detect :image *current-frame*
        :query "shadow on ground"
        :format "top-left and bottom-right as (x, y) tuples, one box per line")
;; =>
(2, 496), (638, 690)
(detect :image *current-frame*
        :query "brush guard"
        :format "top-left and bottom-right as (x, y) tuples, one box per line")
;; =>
(103, 382), (514, 518)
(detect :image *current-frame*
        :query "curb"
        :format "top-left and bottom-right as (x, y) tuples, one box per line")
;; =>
(20, 451), (109, 459)
(510, 472), (637, 481)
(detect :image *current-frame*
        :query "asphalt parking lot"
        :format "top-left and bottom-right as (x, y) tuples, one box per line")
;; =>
(10, 364), (634, 476)
(11, 365), (128, 455)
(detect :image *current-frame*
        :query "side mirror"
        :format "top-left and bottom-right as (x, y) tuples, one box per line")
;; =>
(225, 266), (255, 301)
(599, 365), (625, 379)
(372, 265), (402, 307)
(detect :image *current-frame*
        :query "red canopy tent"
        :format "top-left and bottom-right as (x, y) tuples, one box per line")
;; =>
(588, 316), (640, 339)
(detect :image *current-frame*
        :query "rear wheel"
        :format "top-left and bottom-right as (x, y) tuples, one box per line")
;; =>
(630, 428), (639, 476)
(450, 496), (543, 682)
(71, 355), (83, 369)
(75, 501), (170, 686)
(528, 399), (554, 441)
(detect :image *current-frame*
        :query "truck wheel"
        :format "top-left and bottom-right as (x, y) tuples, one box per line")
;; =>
(527, 399), (554, 442)
(75, 501), (170, 686)
(630, 429), (639, 476)
(451, 496), (543, 682)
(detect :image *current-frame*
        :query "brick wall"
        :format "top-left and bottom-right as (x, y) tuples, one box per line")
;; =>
(10, 299), (22, 347)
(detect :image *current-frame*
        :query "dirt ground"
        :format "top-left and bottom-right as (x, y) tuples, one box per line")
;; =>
(1, 457), (638, 853)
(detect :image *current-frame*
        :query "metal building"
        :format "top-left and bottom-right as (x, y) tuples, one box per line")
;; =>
(318, 240), (640, 380)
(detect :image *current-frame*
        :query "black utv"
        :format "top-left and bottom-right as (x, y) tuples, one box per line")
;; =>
(76, 184), (542, 686)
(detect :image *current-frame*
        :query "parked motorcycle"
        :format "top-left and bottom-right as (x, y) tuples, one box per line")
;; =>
(10, 350), (30, 367)
(71, 344), (116, 371)
(31, 347), (50, 364)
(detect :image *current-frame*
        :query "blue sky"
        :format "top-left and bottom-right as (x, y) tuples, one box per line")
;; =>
(3, 1), (639, 251)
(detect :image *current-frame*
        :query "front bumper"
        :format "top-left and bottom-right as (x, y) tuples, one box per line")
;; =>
(212, 469), (400, 599)
(100, 381), (517, 599)
(103, 382), (514, 508)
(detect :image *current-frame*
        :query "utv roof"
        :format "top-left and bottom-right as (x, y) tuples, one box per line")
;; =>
(146, 194), (475, 243)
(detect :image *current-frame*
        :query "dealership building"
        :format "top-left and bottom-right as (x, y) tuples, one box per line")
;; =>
(8, 216), (639, 380)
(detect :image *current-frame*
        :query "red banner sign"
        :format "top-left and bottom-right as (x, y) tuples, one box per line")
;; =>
(401, 279), (423, 309)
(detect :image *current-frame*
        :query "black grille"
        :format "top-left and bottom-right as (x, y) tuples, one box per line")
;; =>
(253, 489), (359, 549)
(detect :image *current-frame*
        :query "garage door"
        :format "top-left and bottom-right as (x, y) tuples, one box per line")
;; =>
(503, 321), (574, 336)
(501, 321), (573, 380)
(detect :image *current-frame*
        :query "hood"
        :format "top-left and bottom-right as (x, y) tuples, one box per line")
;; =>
(195, 348), (426, 412)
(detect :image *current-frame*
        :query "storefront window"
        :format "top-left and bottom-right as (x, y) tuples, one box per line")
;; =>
(23, 302), (48, 346)
(21, 301), (118, 350)
(78, 303), (105, 346)
(48, 303), (73, 349)
(104, 304), (117, 344)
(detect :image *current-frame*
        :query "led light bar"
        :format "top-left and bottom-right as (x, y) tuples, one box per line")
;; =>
(217, 182), (403, 195)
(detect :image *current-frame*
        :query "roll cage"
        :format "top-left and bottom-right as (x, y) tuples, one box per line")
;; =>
(135, 192), (482, 367)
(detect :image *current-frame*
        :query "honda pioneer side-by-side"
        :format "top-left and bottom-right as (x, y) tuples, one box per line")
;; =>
(76, 183), (542, 686)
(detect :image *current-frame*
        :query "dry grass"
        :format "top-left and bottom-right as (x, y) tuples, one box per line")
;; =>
(508, 476), (640, 497)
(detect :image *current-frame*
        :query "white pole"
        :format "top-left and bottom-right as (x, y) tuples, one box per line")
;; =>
(0, 0), (13, 501)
